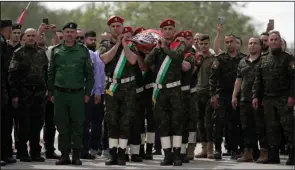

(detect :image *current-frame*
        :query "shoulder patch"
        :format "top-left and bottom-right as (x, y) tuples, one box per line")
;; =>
(212, 60), (219, 69)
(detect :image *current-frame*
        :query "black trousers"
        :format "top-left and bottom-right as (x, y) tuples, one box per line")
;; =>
(44, 100), (56, 153)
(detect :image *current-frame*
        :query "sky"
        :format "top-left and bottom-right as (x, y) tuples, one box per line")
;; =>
(42, 2), (295, 46)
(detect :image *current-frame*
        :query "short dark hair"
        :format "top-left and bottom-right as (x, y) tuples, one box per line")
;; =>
(249, 36), (263, 47)
(260, 32), (269, 36)
(225, 34), (236, 38)
(85, 30), (96, 38)
(198, 34), (210, 41)
(235, 36), (243, 46)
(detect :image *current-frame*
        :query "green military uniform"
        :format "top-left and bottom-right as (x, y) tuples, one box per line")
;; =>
(144, 41), (185, 165)
(8, 44), (48, 161)
(48, 28), (94, 164)
(236, 55), (267, 162)
(98, 40), (137, 165)
(252, 49), (295, 165)
(209, 52), (243, 159)
(128, 54), (145, 162)
(180, 52), (195, 161)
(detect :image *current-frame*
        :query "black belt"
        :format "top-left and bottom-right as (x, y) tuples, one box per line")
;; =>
(55, 86), (83, 93)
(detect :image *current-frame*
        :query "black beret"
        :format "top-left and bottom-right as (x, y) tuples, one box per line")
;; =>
(12, 23), (22, 30)
(62, 22), (78, 30)
(85, 30), (96, 38)
(0, 19), (12, 28)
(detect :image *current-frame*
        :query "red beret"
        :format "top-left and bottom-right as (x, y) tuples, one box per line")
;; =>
(123, 26), (133, 34)
(159, 18), (176, 28)
(107, 16), (124, 26)
(184, 30), (193, 38)
(133, 26), (146, 35)
(173, 31), (185, 41)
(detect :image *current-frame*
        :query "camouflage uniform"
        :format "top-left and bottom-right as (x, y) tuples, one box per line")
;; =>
(8, 45), (48, 160)
(209, 52), (243, 159)
(98, 40), (136, 165)
(144, 41), (185, 165)
(195, 54), (215, 158)
(252, 50), (295, 164)
(236, 55), (267, 162)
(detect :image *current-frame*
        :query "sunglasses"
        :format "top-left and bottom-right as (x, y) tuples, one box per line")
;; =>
(76, 36), (85, 40)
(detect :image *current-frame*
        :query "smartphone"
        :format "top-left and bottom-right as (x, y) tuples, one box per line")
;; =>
(42, 18), (49, 25)
(269, 19), (274, 30)
(218, 16), (224, 25)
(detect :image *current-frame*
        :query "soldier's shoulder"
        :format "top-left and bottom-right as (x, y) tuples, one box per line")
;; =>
(215, 51), (227, 57)
(239, 52), (248, 58)
(14, 46), (24, 53)
(77, 42), (89, 51)
(261, 51), (269, 57)
(0, 35), (5, 44)
(52, 44), (62, 50)
(282, 51), (293, 57)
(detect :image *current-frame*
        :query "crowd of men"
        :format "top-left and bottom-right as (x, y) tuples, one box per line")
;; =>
(0, 15), (294, 167)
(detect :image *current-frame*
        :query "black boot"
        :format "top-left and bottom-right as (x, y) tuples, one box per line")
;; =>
(139, 144), (145, 158)
(45, 151), (60, 159)
(1, 161), (6, 166)
(55, 152), (71, 165)
(214, 143), (222, 160)
(144, 143), (153, 160)
(131, 154), (143, 162)
(160, 148), (173, 166)
(105, 147), (117, 166)
(117, 148), (126, 166)
(253, 146), (260, 161)
(267, 146), (280, 164)
(286, 147), (294, 165)
(4, 157), (17, 164)
(125, 154), (130, 162)
(173, 148), (182, 166)
(71, 150), (82, 165)
(181, 154), (190, 163)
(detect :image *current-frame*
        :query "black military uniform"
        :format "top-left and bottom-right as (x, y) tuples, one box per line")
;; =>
(8, 42), (48, 162)
(252, 49), (295, 165)
(209, 52), (243, 160)
(1, 19), (17, 166)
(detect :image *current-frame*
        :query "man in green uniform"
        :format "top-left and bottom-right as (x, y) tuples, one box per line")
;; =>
(252, 31), (295, 165)
(47, 22), (94, 166)
(144, 18), (185, 166)
(8, 28), (48, 162)
(98, 16), (138, 166)
(194, 35), (215, 159)
(178, 31), (195, 163)
(232, 37), (267, 163)
(209, 34), (244, 160)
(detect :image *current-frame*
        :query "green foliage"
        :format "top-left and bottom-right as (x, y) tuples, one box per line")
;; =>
(1, 2), (257, 52)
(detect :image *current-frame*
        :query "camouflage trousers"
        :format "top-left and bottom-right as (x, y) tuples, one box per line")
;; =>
(196, 92), (213, 142)
(213, 98), (240, 152)
(105, 82), (136, 139)
(263, 97), (294, 148)
(129, 89), (145, 145)
(154, 87), (183, 137)
(18, 87), (45, 157)
(240, 102), (267, 149)
(181, 91), (191, 144)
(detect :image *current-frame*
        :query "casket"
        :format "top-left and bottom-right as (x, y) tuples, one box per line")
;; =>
(131, 29), (163, 54)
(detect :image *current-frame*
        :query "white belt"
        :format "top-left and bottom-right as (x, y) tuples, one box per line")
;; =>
(153, 80), (181, 89)
(105, 76), (135, 84)
(136, 87), (144, 94)
(145, 83), (154, 89)
(190, 87), (197, 93)
(181, 85), (190, 91)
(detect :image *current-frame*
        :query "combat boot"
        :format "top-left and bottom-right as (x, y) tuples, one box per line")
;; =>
(181, 154), (190, 163)
(117, 148), (126, 166)
(286, 147), (294, 165)
(71, 150), (82, 165)
(105, 147), (118, 165)
(237, 148), (253, 162)
(131, 154), (143, 162)
(125, 154), (130, 162)
(214, 143), (222, 160)
(253, 146), (260, 161)
(173, 147), (182, 166)
(186, 143), (196, 160)
(195, 142), (207, 158)
(144, 143), (153, 160)
(160, 148), (173, 166)
(55, 152), (71, 165)
(207, 142), (214, 159)
(256, 148), (268, 163)
(267, 146), (280, 164)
